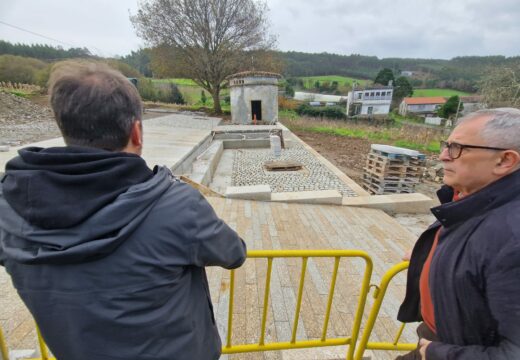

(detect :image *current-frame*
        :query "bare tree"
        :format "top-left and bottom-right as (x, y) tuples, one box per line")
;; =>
(131, 0), (275, 114)
(479, 65), (520, 108)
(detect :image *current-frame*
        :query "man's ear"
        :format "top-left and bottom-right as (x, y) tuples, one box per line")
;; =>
(130, 120), (142, 147)
(494, 150), (520, 175)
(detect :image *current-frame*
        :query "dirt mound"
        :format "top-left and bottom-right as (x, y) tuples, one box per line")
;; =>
(0, 92), (61, 146)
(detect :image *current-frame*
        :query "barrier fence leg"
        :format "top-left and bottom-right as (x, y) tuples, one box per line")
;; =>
(0, 327), (8, 360)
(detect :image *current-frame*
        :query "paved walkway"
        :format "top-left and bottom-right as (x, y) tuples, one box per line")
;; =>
(207, 197), (417, 360)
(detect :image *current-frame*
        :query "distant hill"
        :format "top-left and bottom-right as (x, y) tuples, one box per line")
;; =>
(3, 40), (519, 94)
(278, 51), (520, 93)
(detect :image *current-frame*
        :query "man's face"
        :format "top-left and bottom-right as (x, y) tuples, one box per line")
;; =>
(440, 116), (504, 195)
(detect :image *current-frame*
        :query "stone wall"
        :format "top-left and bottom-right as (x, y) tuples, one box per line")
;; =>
(230, 77), (278, 125)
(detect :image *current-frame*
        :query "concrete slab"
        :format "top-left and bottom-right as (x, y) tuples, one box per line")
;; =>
(190, 141), (224, 186)
(0, 116), (213, 172)
(271, 190), (343, 205)
(225, 184), (272, 200)
(342, 193), (434, 214)
(209, 149), (235, 194)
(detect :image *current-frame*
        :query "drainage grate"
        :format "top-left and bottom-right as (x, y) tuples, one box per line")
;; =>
(264, 160), (303, 171)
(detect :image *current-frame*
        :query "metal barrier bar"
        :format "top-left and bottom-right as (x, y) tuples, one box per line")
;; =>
(321, 256), (340, 341)
(291, 257), (307, 343)
(225, 269), (236, 348)
(36, 326), (50, 360)
(259, 257), (273, 345)
(0, 326), (8, 360)
(353, 261), (417, 360)
(393, 322), (406, 345)
(223, 249), (373, 360)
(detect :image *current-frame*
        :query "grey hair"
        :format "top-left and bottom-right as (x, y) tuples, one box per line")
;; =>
(457, 108), (520, 152)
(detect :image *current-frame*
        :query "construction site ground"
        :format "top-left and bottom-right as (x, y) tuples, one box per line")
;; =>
(0, 94), (439, 359)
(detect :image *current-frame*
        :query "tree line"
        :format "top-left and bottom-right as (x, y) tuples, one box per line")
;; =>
(0, 40), (91, 60)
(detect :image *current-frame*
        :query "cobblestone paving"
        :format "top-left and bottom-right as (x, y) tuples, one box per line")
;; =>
(232, 144), (358, 196)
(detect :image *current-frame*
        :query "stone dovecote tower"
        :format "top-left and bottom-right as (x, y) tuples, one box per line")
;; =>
(227, 71), (282, 125)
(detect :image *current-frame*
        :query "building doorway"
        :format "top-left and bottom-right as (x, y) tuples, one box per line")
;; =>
(251, 100), (262, 121)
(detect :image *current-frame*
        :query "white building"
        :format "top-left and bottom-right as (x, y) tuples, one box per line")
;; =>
(346, 85), (393, 117)
(399, 97), (446, 116)
(460, 96), (485, 115)
(294, 92), (346, 103)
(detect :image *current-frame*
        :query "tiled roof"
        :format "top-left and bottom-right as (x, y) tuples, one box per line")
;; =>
(226, 71), (282, 80)
(460, 95), (483, 103)
(403, 97), (446, 105)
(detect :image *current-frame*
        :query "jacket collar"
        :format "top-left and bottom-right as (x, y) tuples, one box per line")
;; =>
(431, 169), (520, 228)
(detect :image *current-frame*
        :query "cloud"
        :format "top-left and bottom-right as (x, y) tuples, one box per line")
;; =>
(1, 0), (518, 58)
(266, 0), (520, 58)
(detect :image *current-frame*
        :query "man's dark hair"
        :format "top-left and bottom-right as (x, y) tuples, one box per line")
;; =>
(48, 61), (142, 151)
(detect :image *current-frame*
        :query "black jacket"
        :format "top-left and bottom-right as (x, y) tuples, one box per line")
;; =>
(398, 169), (520, 359)
(0, 146), (247, 360)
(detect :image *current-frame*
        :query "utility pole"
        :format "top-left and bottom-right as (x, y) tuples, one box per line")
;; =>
(454, 98), (463, 125)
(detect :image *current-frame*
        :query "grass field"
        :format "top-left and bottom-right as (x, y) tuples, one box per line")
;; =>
(299, 75), (370, 88)
(150, 78), (230, 105)
(152, 78), (198, 86)
(282, 115), (443, 153)
(412, 88), (471, 97)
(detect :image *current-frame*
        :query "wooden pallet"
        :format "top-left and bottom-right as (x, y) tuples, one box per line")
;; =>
(366, 158), (424, 172)
(363, 172), (420, 184)
(362, 182), (416, 195)
(367, 152), (426, 167)
(370, 149), (426, 160)
(363, 176), (419, 188)
(364, 165), (422, 179)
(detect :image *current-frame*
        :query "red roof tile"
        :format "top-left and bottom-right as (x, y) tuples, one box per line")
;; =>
(404, 97), (447, 105)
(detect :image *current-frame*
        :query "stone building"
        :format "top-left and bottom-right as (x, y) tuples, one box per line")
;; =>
(227, 71), (281, 125)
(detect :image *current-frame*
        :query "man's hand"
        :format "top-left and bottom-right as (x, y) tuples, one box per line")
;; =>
(419, 338), (432, 360)
(402, 249), (412, 261)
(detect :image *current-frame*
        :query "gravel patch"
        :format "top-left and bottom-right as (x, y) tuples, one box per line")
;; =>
(0, 92), (60, 146)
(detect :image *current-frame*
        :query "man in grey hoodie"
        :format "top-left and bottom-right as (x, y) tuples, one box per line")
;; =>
(0, 61), (247, 360)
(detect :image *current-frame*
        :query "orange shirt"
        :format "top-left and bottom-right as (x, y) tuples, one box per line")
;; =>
(419, 191), (461, 333)
(419, 228), (440, 333)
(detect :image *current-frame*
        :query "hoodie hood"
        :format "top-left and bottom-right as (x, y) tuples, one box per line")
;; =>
(0, 146), (174, 264)
(2, 146), (153, 229)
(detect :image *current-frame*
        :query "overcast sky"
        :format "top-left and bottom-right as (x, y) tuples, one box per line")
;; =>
(1, 0), (519, 59)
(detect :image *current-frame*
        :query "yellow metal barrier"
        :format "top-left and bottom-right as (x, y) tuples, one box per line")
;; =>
(2, 252), (417, 360)
(0, 326), (9, 360)
(353, 261), (417, 360)
(35, 326), (50, 360)
(222, 249), (373, 360)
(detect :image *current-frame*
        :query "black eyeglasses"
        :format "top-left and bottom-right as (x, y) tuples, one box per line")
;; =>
(440, 141), (508, 159)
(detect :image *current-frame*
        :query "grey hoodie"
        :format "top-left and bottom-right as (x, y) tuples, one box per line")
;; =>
(0, 146), (247, 360)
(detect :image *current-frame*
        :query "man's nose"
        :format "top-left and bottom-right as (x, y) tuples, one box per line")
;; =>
(439, 147), (451, 161)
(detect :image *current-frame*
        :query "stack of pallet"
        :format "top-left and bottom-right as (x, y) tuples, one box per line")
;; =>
(363, 144), (426, 195)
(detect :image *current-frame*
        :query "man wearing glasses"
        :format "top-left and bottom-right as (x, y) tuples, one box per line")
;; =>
(397, 108), (520, 359)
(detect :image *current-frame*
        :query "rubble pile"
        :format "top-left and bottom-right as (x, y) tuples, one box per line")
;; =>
(0, 92), (60, 147)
